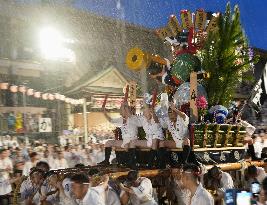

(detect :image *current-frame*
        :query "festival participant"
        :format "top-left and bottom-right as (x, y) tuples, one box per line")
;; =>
(23, 152), (39, 176)
(245, 165), (267, 190)
(120, 170), (157, 205)
(20, 168), (46, 205)
(133, 105), (164, 168)
(105, 185), (121, 205)
(70, 173), (109, 205)
(258, 176), (267, 204)
(56, 177), (77, 205)
(89, 172), (121, 205)
(54, 151), (69, 170)
(40, 150), (55, 169)
(0, 149), (13, 205)
(20, 162), (51, 204)
(99, 103), (140, 169)
(207, 165), (234, 202)
(158, 102), (195, 168)
(165, 164), (191, 205)
(181, 164), (214, 205)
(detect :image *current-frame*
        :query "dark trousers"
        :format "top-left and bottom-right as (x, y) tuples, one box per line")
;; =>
(0, 194), (10, 205)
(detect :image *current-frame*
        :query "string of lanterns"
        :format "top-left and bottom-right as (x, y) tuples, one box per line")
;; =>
(0, 82), (84, 105)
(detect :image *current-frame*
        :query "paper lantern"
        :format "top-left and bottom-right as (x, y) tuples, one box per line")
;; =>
(78, 99), (84, 104)
(27, 89), (34, 96)
(34, 91), (41, 98)
(65, 98), (70, 103)
(54, 93), (60, 100)
(59, 95), (65, 101)
(19, 86), (26, 93)
(0, 83), (9, 90)
(48, 94), (55, 100)
(42, 93), (48, 100)
(10, 85), (18, 93)
(70, 99), (75, 104)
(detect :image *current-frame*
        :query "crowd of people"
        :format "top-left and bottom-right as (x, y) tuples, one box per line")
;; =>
(0, 130), (266, 204)
(0, 101), (267, 204)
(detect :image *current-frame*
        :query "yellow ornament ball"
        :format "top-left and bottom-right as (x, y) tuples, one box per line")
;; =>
(126, 47), (151, 71)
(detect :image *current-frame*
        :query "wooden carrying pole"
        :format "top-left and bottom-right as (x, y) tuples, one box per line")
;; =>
(110, 161), (266, 179)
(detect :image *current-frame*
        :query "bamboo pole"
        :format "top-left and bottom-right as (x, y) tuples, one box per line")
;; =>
(110, 161), (266, 179)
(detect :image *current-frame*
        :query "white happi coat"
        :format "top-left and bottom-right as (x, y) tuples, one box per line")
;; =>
(111, 116), (139, 147)
(190, 183), (214, 205)
(138, 116), (164, 147)
(122, 177), (157, 205)
(163, 114), (189, 148)
(0, 158), (13, 195)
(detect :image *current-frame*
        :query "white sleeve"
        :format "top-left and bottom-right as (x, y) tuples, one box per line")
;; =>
(22, 163), (30, 176)
(240, 120), (256, 136)
(131, 178), (152, 199)
(135, 115), (144, 127)
(87, 188), (103, 205)
(257, 168), (267, 183)
(221, 172), (234, 190)
(20, 180), (31, 200)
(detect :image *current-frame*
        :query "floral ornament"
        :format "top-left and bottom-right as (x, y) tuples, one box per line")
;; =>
(196, 95), (208, 109)
(196, 95), (208, 122)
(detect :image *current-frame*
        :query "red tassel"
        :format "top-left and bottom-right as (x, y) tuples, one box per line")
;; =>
(102, 95), (108, 109)
(151, 90), (157, 108)
(123, 85), (129, 104)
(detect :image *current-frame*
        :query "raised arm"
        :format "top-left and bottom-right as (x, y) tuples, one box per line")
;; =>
(169, 102), (187, 121)
(151, 107), (160, 123)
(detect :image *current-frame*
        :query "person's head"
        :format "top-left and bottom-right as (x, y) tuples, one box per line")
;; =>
(209, 166), (222, 180)
(70, 173), (90, 200)
(46, 172), (59, 187)
(58, 151), (64, 159)
(126, 170), (139, 187)
(247, 165), (258, 179)
(30, 168), (45, 186)
(36, 161), (50, 173)
(0, 149), (9, 159)
(44, 150), (49, 158)
(120, 103), (131, 118)
(16, 148), (22, 155)
(15, 161), (25, 171)
(64, 145), (70, 152)
(181, 164), (201, 190)
(29, 152), (38, 162)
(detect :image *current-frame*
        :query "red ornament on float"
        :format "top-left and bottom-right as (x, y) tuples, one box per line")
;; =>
(27, 89), (34, 96)
(10, 85), (18, 93)
(19, 86), (26, 93)
(0, 83), (9, 90)
(34, 92), (41, 98)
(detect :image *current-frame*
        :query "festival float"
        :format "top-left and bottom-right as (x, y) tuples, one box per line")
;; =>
(122, 3), (258, 167)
